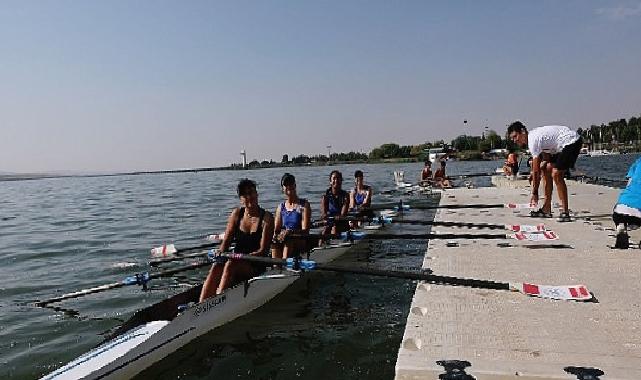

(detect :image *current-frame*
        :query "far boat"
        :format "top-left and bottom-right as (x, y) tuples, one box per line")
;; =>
(579, 147), (620, 157)
(426, 147), (448, 165)
(393, 170), (437, 195)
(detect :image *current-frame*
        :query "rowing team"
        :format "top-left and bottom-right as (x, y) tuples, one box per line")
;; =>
(199, 169), (373, 301)
(421, 160), (452, 188)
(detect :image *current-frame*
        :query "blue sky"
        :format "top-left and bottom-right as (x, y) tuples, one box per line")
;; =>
(1, 1), (640, 173)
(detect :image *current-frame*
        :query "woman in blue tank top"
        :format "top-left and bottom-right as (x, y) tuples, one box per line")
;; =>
(273, 173), (312, 259)
(200, 179), (274, 302)
(350, 170), (372, 211)
(321, 170), (350, 237)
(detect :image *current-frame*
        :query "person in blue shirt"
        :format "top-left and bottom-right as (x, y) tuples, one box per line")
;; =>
(320, 170), (350, 238)
(350, 170), (372, 211)
(613, 157), (641, 249)
(272, 173), (311, 258)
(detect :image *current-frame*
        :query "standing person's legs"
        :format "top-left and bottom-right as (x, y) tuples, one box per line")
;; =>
(553, 138), (582, 219)
(552, 166), (569, 213)
(541, 161), (553, 213)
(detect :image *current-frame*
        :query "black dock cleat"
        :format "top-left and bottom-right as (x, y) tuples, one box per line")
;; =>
(564, 366), (604, 380)
(436, 359), (475, 380)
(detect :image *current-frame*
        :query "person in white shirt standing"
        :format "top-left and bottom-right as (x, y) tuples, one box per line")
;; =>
(507, 121), (583, 222)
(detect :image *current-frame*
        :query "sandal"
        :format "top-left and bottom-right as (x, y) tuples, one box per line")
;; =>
(557, 211), (572, 222)
(530, 208), (552, 218)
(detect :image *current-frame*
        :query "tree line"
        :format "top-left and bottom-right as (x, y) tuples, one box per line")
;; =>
(578, 116), (641, 146)
(232, 114), (640, 168)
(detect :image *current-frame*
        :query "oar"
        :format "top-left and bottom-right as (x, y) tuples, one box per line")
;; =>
(216, 253), (593, 301)
(371, 202), (534, 211)
(289, 231), (557, 242)
(35, 260), (214, 307)
(315, 216), (546, 232)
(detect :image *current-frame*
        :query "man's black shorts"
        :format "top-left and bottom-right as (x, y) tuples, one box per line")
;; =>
(551, 137), (583, 171)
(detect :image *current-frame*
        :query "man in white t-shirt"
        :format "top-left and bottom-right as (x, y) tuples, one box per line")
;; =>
(507, 121), (583, 222)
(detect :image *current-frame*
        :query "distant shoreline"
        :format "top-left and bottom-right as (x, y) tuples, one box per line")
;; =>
(0, 160), (384, 182)
(0, 157), (515, 182)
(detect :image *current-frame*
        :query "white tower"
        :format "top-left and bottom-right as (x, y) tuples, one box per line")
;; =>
(240, 150), (247, 169)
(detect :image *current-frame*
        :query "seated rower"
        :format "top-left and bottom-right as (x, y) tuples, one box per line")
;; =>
(272, 173), (311, 259)
(199, 179), (274, 301)
(612, 156), (641, 249)
(502, 150), (519, 178)
(433, 160), (452, 188)
(420, 161), (433, 186)
(350, 170), (372, 211)
(320, 170), (350, 240)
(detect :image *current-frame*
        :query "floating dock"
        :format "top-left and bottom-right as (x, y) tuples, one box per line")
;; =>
(395, 177), (641, 380)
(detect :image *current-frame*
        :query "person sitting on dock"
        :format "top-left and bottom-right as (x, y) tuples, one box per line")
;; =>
(420, 160), (433, 185)
(612, 156), (641, 249)
(502, 149), (519, 178)
(350, 170), (372, 212)
(433, 160), (452, 188)
(272, 173), (311, 259)
(508, 121), (582, 222)
(320, 170), (350, 239)
(200, 179), (274, 301)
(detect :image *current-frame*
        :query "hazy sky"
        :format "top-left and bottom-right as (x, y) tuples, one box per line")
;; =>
(1, 1), (640, 173)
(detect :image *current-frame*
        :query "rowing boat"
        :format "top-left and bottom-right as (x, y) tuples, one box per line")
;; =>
(40, 225), (385, 380)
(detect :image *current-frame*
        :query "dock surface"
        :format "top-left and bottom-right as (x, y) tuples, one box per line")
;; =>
(395, 178), (641, 380)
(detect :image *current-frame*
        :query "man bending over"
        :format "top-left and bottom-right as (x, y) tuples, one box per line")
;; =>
(507, 121), (582, 222)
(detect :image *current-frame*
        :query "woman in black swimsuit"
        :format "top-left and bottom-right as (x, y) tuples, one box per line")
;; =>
(200, 179), (274, 301)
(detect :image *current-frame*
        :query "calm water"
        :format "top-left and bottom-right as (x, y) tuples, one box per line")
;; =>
(1, 156), (636, 379)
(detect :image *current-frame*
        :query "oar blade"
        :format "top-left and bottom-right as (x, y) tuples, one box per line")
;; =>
(514, 283), (593, 301)
(510, 231), (558, 241)
(205, 233), (225, 243)
(507, 223), (546, 232)
(150, 244), (177, 258)
(505, 203), (536, 209)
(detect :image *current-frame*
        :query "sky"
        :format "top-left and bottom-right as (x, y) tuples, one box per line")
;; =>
(1, 1), (640, 173)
